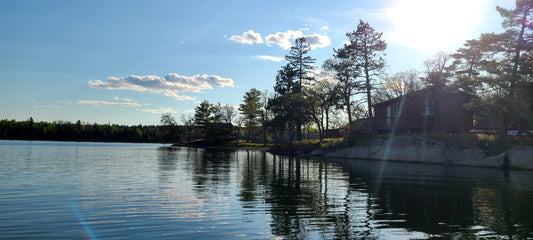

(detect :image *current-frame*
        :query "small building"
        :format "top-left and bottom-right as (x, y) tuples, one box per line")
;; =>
(373, 87), (473, 133)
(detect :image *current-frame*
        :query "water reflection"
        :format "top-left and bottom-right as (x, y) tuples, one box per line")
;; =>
(156, 147), (533, 239)
(2, 141), (532, 239)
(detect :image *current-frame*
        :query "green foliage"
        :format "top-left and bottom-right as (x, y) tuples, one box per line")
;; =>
(285, 37), (316, 93)
(346, 20), (387, 125)
(160, 113), (180, 143)
(237, 140), (267, 148)
(264, 38), (316, 143)
(268, 63), (301, 144)
(0, 118), (160, 143)
(194, 100), (215, 132)
(192, 100), (234, 145)
(205, 123), (234, 145)
(239, 88), (262, 142)
(320, 138), (345, 149)
(470, 1), (533, 133)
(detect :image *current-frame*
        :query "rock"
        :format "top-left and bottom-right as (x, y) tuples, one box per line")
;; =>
(325, 136), (533, 170)
(508, 145), (533, 170)
(470, 152), (506, 168)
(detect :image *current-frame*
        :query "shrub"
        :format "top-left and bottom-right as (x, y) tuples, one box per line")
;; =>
(321, 138), (345, 149)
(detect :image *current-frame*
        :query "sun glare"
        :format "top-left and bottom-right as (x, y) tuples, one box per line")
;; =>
(385, 0), (486, 50)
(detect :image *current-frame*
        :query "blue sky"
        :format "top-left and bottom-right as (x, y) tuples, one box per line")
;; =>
(0, 0), (515, 125)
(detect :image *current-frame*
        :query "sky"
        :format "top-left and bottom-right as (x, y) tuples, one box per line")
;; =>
(0, 0), (516, 126)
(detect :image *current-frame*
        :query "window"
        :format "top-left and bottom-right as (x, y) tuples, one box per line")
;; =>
(421, 101), (434, 116)
(392, 102), (402, 117)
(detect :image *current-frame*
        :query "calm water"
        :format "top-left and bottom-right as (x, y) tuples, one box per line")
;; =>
(1, 140), (533, 239)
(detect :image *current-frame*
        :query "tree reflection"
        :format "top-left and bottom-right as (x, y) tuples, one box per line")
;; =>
(158, 147), (533, 239)
(189, 149), (233, 195)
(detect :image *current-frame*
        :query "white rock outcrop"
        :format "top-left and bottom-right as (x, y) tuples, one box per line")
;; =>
(325, 136), (533, 170)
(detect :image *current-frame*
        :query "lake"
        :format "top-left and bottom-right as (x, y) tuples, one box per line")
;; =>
(1, 140), (532, 239)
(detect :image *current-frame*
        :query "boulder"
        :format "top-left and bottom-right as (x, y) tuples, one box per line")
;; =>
(508, 145), (533, 170)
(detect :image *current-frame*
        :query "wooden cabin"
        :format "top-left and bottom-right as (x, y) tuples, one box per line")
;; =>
(373, 87), (473, 133)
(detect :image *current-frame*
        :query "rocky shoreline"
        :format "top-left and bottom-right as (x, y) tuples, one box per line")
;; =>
(312, 136), (533, 170)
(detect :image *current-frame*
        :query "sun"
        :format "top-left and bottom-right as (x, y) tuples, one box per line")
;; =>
(384, 0), (487, 51)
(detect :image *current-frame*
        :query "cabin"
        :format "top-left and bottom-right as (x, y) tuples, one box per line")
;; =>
(373, 87), (473, 133)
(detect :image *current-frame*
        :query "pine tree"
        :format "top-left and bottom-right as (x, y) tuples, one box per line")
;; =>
(239, 88), (262, 143)
(284, 37), (316, 140)
(344, 20), (387, 134)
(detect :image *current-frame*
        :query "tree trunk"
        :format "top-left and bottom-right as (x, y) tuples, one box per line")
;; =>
(247, 125), (252, 143)
(346, 95), (353, 127)
(365, 68), (375, 136)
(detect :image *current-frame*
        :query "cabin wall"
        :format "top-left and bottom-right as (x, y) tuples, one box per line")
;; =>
(374, 91), (472, 132)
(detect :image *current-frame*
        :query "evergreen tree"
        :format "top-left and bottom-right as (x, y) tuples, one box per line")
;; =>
(194, 100), (214, 138)
(268, 64), (298, 144)
(479, 0), (533, 134)
(284, 37), (316, 140)
(341, 20), (387, 132)
(239, 88), (262, 143)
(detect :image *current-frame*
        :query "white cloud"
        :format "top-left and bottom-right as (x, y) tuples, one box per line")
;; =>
(32, 105), (62, 109)
(89, 73), (234, 95)
(320, 26), (329, 31)
(305, 33), (331, 50)
(163, 90), (196, 101)
(113, 96), (132, 102)
(137, 107), (176, 114)
(265, 30), (304, 50)
(77, 100), (143, 107)
(229, 30), (264, 45)
(264, 30), (330, 50)
(308, 69), (336, 82)
(230, 29), (331, 50)
(254, 55), (285, 62)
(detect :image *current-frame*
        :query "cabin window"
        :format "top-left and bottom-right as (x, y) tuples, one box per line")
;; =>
(421, 101), (434, 116)
(392, 102), (402, 117)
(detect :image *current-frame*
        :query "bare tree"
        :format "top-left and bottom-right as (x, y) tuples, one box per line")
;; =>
(374, 69), (422, 103)
(180, 114), (194, 143)
(160, 113), (179, 143)
(220, 104), (237, 125)
(421, 52), (454, 88)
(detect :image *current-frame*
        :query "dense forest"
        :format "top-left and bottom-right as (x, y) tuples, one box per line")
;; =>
(0, 118), (161, 143)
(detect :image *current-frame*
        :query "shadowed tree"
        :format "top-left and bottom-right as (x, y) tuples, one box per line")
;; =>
(180, 114), (194, 143)
(324, 53), (360, 127)
(343, 20), (387, 134)
(373, 69), (422, 103)
(421, 52), (454, 89)
(477, 0), (533, 135)
(450, 39), (487, 94)
(260, 89), (272, 146)
(285, 37), (316, 141)
(268, 63), (299, 144)
(194, 100), (214, 138)
(160, 113), (180, 143)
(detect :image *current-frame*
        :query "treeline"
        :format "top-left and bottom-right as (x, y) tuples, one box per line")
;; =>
(0, 118), (161, 143)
